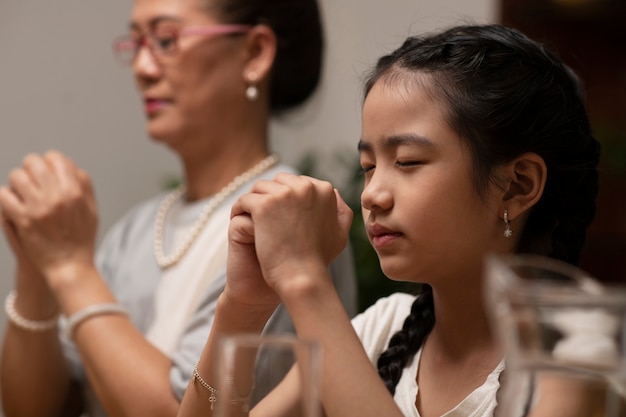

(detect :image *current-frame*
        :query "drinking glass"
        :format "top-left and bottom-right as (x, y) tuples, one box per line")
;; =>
(212, 334), (322, 417)
(484, 254), (626, 417)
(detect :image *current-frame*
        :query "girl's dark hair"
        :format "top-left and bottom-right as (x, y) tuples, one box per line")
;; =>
(212, 0), (323, 113)
(369, 24), (601, 395)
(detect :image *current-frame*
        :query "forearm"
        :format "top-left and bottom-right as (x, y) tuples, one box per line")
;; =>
(178, 293), (276, 417)
(48, 263), (179, 417)
(279, 270), (403, 417)
(1, 325), (74, 417)
(1, 271), (75, 417)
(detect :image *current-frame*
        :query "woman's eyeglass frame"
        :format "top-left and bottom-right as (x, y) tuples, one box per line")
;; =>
(112, 24), (252, 65)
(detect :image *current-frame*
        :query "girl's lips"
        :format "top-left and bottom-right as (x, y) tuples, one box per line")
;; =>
(370, 232), (403, 249)
(367, 224), (403, 249)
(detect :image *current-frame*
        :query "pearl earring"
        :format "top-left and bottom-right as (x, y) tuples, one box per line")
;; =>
(246, 72), (258, 101)
(503, 210), (512, 238)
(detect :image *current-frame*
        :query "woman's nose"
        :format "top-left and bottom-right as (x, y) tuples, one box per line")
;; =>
(132, 47), (162, 82)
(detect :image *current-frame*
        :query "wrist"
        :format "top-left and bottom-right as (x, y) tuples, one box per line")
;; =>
(5, 291), (59, 332)
(13, 280), (59, 320)
(216, 293), (276, 334)
(63, 302), (129, 339)
(272, 263), (333, 304)
(43, 260), (98, 295)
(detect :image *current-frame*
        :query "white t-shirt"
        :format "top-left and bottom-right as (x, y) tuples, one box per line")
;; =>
(352, 292), (505, 417)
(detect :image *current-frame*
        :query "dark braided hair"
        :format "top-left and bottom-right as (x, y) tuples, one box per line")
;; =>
(366, 24), (601, 395)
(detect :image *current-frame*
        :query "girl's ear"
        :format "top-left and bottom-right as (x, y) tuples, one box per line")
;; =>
(500, 152), (547, 221)
(241, 24), (277, 88)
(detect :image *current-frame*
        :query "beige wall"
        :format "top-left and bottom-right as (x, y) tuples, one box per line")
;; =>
(0, 0), (495, 399)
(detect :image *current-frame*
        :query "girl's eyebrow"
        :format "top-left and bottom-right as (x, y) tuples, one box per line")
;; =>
(357, 140), (371, 152)
(358, 133), (437, 152)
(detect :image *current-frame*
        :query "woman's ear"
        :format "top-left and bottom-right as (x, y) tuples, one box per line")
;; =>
(500, 152), (547, 221)
(241, 24), (277, 87)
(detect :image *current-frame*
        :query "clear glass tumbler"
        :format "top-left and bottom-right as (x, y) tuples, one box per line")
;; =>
(213, 334), (322, 417)
(485, 254), (626, 417)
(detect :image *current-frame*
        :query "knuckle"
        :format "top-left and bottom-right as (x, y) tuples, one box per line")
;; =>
(19, 217), (35, 232)
(319, 181), (335, 196)
(8, 168), (25, 184)
(22, 153), (40, 168)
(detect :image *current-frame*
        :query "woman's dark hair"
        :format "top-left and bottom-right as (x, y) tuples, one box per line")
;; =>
(211, 0), (323, 113)
(368, 24), (601, 395)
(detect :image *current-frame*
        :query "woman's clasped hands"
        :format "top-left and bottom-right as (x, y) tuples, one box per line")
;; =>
(226, 173), (354, 311)
(0, 151), (98, 288)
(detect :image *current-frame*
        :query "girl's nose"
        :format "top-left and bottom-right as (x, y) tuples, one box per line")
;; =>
(361, 173), (393, 212)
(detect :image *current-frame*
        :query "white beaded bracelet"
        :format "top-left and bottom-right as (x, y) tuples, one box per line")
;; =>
(4, 291), (59, 332)
(64, 302), (130, 339)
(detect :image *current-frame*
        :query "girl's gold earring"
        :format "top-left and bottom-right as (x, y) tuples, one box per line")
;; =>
(503, 210), (512, 238)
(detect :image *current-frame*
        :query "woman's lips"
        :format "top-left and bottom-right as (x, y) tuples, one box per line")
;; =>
(144, 99), (169, 114)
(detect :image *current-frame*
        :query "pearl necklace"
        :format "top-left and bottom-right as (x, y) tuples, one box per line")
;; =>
(153, 155), (278, 268)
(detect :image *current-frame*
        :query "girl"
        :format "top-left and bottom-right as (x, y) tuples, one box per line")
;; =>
(178, 24), (600, 417)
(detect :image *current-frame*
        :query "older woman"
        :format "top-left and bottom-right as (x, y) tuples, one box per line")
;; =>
(0, 1), (357, 416)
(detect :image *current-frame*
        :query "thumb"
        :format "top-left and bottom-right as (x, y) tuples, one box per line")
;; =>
(334, 189), (354, 243)
(229, 213), (256, 245)
(1, 213), (20, 249)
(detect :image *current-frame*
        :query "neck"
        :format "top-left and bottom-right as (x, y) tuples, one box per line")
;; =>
(180, 134), (269, 202)
(427, 283), (502, 360)
(176, 102), (270, 201)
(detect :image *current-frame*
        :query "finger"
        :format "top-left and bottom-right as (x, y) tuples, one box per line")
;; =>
(45, 150), (76, 178)
(248, 178), (288, 194)
(0, 186), (26, 224)
(334, 189), (355, 238)
(1, 213), (21, 250)
(75, 168), (98, 214)
(230, 196), (245, 219)
(290, 174), (337, 190)
(75, 168), (93, 195)
(271, 173), (329, 195)
(229, 213), (256, 245)
(22, 153), (55, 190)
(7, 168), (37, 204)
(45, 150), (76, 169)
(230, 192), (269, 218)
(271, 172), (301, 185)
(45, 151), (83, 197)
(276, 174), (337, 203)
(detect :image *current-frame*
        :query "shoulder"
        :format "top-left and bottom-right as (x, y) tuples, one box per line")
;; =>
(351, 292), (417, 363)
(353, 292), (416, 330)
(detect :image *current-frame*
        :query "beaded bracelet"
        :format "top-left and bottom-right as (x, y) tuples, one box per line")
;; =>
(193, 360), (219, 411)
(63, 303), (130, 339)
(4, 291), (59, 332)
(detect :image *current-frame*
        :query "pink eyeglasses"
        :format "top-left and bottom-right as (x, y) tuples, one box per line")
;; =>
(113, 24), (251, 65)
